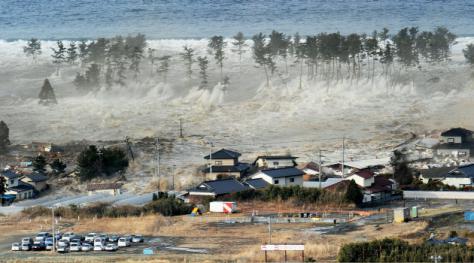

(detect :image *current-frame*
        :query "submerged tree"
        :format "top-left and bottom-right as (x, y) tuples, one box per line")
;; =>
(252, 33), (274, 87)
(464, 44), (474, 66)
(157, 55), (171, 83)
(23, 38), (42, 62)
(0, 121), (10, 154)
(51, 159), (67, 175)
(232, 32), (247, 73)
(38, 79), (57, 105)
(66, 41), (78, 64)
(78, 40), (89, 67)
(197, 56), (209, 89)
(208, 35), (226, 82)
(33, 155), (47, 173)
(181, 46), (194, 81)
(51, 40), (67, 74)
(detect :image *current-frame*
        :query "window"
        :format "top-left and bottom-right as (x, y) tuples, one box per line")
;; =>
(215, 161), (222, 166)
(290, 178), (295, 183)
(10, 179), (14, 185)
(274, 180), (279, 184)
(447, 138), (455, 143)
(273, 161), (279, 166)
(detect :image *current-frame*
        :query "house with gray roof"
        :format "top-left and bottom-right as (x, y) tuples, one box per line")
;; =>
(202, 148), (250, 180)
(187, 178), (249, 198)
(419, 164), (474, 188)
(21, 172), (48, 192)
(253, 155), (298, 169)
(249, 167), (304, 186)
(435, 128), (474, 159)
(244, 178), (269, 189)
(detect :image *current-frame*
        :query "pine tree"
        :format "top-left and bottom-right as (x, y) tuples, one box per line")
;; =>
(129, 46), (144, 80)
(78, 40), (89, 66)
(181, 46), (194, 81)
(0, 121), (10, 154)
(115, 58), (128, 87)
(23, 38), (42, 62)
(51, 159), (66, 174)
(208, 36), (226, 82)
(197, 56), (209, 89)
(85, 64), (101, 89)
(66, 41), (78, 64)
(345, 180), (363, 206)
(38, 79), (57, 105)
(157, 55), (171, 83)
(252, 33), (273, 87)
(463, 44), (474, 66)
(33, 155), (47, 173)
(51, 40), (67, 75)
(232, 32), (247, 73)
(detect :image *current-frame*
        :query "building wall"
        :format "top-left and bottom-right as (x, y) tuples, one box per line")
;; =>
(436, 149), (470, 158)
(251, 173), (303, 186)
(256, 159), (295, 169)
(5, 177), (19, 188)
(347, 175), (374, 188)
(88, 189), (121, 196)
(20, 179), (47, 192)
(205, 171), (241, 180)
(6, 190), (34, 200)
(440, 136), (462, 144)
(442, 177), (473, 188)
(208, 159), (236, 166)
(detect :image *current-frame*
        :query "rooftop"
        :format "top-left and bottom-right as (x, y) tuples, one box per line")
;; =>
(87, 183), (122, 191)
(419, 166), (455, 178)
(255, 155), (298, 160)
(188, 178), (249, 195)
(23, 172), (48, 182)
(258, 167), (304, 178)
(204, 149), (241, 160)
(202, 163), (250, 173)
(1, 170), (20, 179)
(441, 128), (473, 137)
(244, 178), (269, 189)
(352, 169), (375, 179)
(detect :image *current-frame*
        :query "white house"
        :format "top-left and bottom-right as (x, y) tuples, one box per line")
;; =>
(253, 155), (298, 169)
(346, 170), (375, 188)
(435, 128), (474, 159)
(250, 167), (304, 186)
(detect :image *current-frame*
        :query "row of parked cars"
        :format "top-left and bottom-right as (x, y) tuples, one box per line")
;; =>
(12, 231), (144, 253)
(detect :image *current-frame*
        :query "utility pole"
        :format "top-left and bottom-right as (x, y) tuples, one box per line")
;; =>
(179, 119), (183, 138)
(51, 206), (55, 254)
(172, 164), (176, 190)
(341, 136), (345, 177)
(318, 149), (323, 189)
(155, 138), (161, 188)
(209, 141), (213, 176)
(268, 216), (272, 244)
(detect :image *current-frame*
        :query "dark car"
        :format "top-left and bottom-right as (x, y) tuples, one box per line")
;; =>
(31, 241), (46, 251)
(108, 235), (119, 243)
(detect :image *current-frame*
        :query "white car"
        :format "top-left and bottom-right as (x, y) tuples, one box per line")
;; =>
(11, 243), (21, 251)
(62, 232), (76, 241)
(93, 243), (104, 251)
(94, 237), (105, 246)
(85, 233), (97, 243)
(81, 243), (93, 251)
(57, 239), (69, 247)
(132, 235), (144, 243)
(117, 237), (130, 247)
(57, 244), (69, 253)
(21, 237), (33, 246)
(104, 243), (118, 251)
(69, 242), (81, 252)
(21, 243), (31, 251)
(35, 232), (50, 242)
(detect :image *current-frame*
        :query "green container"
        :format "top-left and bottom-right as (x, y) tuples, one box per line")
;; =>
(410, 206), (418, 218)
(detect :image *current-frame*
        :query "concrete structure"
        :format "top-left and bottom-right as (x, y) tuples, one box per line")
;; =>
(250, 167), (304, 186)
(393, 207), (410, 223)
(253, 156), (297, 169)
(86, 183), (122, 196)
(404, 190), (474, 200)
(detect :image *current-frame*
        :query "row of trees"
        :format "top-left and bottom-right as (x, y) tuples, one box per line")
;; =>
(0, 121), (10, 154)
(31, 155), (66, 175)
(76, 145), (129, 181)
(22, 27), (470, 92)
(338, 238), (474, 262)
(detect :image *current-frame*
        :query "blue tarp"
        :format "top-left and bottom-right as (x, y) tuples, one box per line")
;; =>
(464, 211), (474, 221)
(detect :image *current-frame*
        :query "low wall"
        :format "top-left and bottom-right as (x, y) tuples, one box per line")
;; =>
(404, 191), (474, 200)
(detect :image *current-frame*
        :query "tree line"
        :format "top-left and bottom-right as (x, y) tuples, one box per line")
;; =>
(22, 27), (471, 92)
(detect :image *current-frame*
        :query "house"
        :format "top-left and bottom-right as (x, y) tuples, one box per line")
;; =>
(303, 177), (345, 189)
(419, 164), (474, 188)
(325, 157), (390, 176)
(1, 169), (35, 201)
(186, 178), (249, 202)
(244, 178), (269, 190)
(346, 169), (375, 188)
(31, 142), (64, 154)
(203, 149), (250, 179)
(363, 176), (396, 203)
(249, 167), (304, 186)
(254, 155), (298, 169)
(297, 162), (320, 181)
(435, 128), (474, 158)
(21, 172), (48, 192)
(86, 183), (122, 196)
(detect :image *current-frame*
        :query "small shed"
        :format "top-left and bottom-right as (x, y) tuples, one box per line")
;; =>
(393, 207), (410, 223)
(87, 183), (122, 196)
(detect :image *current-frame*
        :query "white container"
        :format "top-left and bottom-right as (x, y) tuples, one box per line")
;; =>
(209, 201), (237, 213)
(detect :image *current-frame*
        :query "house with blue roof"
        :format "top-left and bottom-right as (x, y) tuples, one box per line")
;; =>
(1, 169), (35, 201)
(202, 149), (250, 180)
(419, 163), (474, 188)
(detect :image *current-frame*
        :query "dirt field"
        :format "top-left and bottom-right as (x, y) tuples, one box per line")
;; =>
(0, 209), (431, 263)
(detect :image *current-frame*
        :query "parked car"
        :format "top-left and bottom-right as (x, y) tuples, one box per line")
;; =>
(85, 233), (97, 243)
(11, 243), (21, 251)
(81, 243), (93, 251)
(108, 235), (119, 243)
(62, 232), (76, 241)
(94, 237), (106, 246)
(93, 243), (104, 251)
(54, 232), (62, 241)
(57, 244), (69, 253)
(69, 242), (81, 252)
(132, 235), (144, 243)
(104, 243), (118, 251)
(34, 232), (51, 242)
(21, 237), (33, 246)
(117, 237), (130, 247)
(32, 241), (46, 251)
(45, 238), (54, 251)
(57, 239), (69, 247)
(21, 243), (31, 251)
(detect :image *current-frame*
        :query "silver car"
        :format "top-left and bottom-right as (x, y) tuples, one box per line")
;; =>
(81, 243), (93, 251)
(70, 242), (81, 252)
(11, 242), (21, 251)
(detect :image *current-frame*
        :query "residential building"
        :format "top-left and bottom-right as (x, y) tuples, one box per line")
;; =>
(297, 162), (320, 181)
(435, 128), (474, 158)
(186, 178), (249, 202)
(86, 183), (122, 196)
(1, 170), (21, 188)
(243, 178), (269, 190)
(418, 164), (474, 188)
(21, 172), (48, 192)
(253, 155), (298, 169)
(249, 167), (304, 186)
(346, 170), (375, 188)
(203, 149), (250, 179)
(1, 169), (35, 201)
